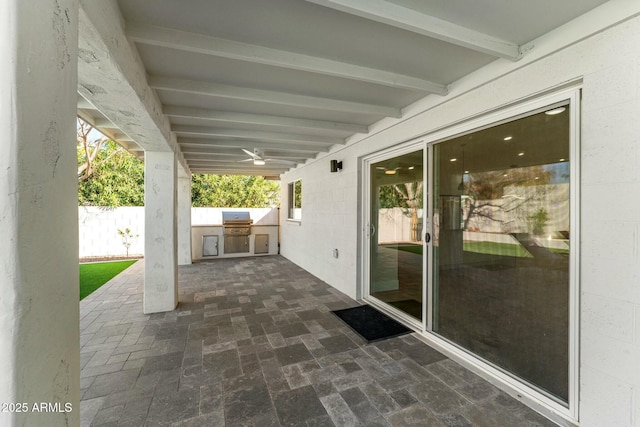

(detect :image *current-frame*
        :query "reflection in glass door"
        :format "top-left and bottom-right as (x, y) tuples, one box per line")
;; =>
(369, 150), (424, 321)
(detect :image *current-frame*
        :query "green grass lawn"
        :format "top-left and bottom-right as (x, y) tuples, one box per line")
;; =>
(463, 241), (533, 258)
(79, 260), (136, 300)
(385, 244), (423, 255)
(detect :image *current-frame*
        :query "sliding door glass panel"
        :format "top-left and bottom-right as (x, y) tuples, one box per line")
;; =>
(433, 105), (570, 402)
(370, 150), (424, 321)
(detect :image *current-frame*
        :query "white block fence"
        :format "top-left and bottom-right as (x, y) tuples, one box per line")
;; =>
(79, 206), (279, 258)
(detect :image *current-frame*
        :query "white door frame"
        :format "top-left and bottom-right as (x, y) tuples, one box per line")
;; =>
(361, 139), (427, 331)
(360, 86), (581, 426)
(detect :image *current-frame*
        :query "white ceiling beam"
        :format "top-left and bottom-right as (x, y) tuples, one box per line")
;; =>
(185, 163), (295, 171)
(117, 141), (144, 152)
(172, 125), (342, 146)
(112, 133), (134, 142)
(149, 76), (401, 118)
(181, 147), (250, 156)
(128, 22), (448, 93)
(184, 157), (304, 164)
(182, 148), (317, 159)
(93, 118), (119, 129)
(76, 110), (99, 128)
(182, 150), (315, 160)
(190, 169), (287, 176)
(305, 0), (522, 60)
(164, 105), (368, 135)
(186, 165), (296, 172)
(76, 110), (145, 153)
(183, 151), (308, 160)
(190, 165), (291, 176)
(77, 96), (95, 110)
(178, 138), (325, 153)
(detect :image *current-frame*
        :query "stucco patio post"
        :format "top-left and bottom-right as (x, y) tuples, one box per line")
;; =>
(144, 151), (179, 313)
(0, 0), (80, 425)
(177, 165), (193, 266)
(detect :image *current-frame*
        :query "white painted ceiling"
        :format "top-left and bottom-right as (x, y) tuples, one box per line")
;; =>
(80, 0), (608, 177)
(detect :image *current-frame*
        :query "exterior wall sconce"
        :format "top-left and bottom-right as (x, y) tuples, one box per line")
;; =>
(330, 160), (343, 172)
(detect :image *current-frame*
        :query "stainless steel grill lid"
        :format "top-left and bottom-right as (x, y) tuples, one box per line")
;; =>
(222, 212), (253, 236)
(222, 211), (252, 223)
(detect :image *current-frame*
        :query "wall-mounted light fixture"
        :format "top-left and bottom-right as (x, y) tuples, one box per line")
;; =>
(330, 160), (343, 173)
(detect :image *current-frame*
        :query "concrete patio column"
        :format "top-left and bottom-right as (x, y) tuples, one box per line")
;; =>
(177, 165), (192, 265)
(144, 151), (178, 313)
(0, 0), (80, 425)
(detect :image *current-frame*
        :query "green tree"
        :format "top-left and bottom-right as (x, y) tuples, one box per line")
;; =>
(78, 139), (145, 206)
(78, 119), (281, 208)
(529, 208), (550, 235)
(378, 181), (423, 242)
(191, 174), (280, 207)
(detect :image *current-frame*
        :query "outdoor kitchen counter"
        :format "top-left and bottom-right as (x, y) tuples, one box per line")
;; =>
(191, 224), (279, 261)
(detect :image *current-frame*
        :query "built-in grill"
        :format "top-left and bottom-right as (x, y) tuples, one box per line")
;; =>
(222, 211), (253, 253)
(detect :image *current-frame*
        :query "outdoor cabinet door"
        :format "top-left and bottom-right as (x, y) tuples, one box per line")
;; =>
(202, 235), (218, 257)
(255, 234), (269, 254)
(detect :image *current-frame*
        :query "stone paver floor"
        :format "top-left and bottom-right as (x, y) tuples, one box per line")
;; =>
(80, 256), (557, 426)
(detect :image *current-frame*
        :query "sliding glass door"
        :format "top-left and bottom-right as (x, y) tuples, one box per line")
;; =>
(432, 103), (572, 403)
(364, 94), (577, 410)
(368, 149), (424, 321)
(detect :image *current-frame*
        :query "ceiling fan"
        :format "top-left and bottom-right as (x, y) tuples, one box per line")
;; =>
(240, 148), (296, 166)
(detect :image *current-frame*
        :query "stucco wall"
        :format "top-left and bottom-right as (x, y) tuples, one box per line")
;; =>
(281, 12), (640, 427)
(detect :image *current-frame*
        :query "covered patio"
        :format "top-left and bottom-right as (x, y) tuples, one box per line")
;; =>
(3, 0), (640, 426)
(79, 256), (554, 426)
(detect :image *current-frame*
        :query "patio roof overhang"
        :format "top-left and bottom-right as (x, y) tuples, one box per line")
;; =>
(77, 0), (610, 178)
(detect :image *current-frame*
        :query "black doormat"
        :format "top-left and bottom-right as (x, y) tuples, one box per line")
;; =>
(332, 305), (411, 343)
(387, 299), (422, 320)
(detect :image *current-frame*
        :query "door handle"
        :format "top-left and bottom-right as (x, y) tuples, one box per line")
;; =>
(370, 223), (376, 237)
(425, 232), (431, 243)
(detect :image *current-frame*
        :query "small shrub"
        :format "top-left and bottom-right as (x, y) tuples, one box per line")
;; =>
(117, 227), (139, 257)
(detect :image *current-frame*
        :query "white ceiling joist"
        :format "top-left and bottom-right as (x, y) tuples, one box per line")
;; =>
(77, 96), (95, 110)
(192, 173), (284, 178)
(119, 142), (144, 152)
(185, 159), (297, 167)
(185, 162), (299, 171)
(184, 155), (305, 163)
(127, 23), (448, 93)
(180, 145), (327, 156)
(184, 159), (304, 171)
(182, 151), (321, 160)
(305, 0), (522, 60)
(190, 163), (286, 173)
(178, 138), (326, 153)
(93, 118), (120, 129)
(112, 133), (135, 142)
(164, 105), (368, 135)
(148, 76), (401, 118)
(172, 125), (343, 146)
(190, 169), (287, 176)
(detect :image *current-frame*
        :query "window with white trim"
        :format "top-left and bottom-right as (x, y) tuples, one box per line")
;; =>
(288, 180), (302, 220)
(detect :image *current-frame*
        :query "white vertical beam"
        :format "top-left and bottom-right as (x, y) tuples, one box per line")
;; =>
(144, 151), (178, 313)
(177, 165), (193, 265)
(0, 0), (80, 425)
